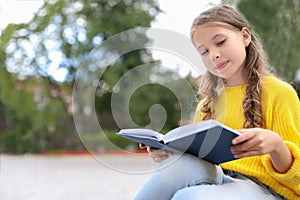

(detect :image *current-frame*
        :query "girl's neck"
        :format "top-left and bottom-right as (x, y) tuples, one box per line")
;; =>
(223, 63), (248, 86)
(223, 74), (248, 87)
(224, 73), (271, 87)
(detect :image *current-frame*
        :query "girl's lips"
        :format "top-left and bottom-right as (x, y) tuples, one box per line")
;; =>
(216, 60), (229, 70)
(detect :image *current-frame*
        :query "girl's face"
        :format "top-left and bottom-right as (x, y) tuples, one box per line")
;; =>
(192, 23), (251, 86)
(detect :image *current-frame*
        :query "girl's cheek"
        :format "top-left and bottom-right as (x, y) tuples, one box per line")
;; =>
(203, 59), (215, 72)
(202, 58), (211, 68)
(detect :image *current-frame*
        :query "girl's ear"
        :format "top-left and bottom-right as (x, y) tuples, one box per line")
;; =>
(241, 27), (251, 47)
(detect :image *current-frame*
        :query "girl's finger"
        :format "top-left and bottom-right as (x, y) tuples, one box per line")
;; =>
(139, 143), (147, 149)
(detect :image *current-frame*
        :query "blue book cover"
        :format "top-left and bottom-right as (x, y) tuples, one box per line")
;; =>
(117, 119), (240, 165)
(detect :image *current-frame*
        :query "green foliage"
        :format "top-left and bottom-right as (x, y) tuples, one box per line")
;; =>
(3, 0), (161, 82)
(222, 0), (300, 97)
(0, 0), (165, 153)
(0, 69), (81, 153)
(129, 83), (181, 130)
(80, 130), (138, 151)
(95, 64), (198, 132)
(234, 0), (300, 82)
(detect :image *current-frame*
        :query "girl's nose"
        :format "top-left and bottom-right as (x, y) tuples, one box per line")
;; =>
(210, 49), (220, 61)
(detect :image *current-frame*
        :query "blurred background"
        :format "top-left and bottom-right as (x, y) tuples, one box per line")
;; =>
(0, 0), (299, 199)
(0, 0), (299, 155)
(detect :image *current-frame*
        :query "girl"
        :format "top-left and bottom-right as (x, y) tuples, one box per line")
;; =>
(134, 5), (300, 200)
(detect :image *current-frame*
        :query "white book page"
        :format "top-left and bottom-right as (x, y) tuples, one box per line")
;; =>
(119, 128), (164, 140)
(163, 120), (219, 143)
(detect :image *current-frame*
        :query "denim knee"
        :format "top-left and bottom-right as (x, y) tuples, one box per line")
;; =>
(157, 153), (223, 186)
(134, 154), (225, 200)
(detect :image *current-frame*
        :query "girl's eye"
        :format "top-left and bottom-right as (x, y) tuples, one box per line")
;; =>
(200, 50), (208, 56)
(197, 47), (208, 55)
(216, 39), (226, 46)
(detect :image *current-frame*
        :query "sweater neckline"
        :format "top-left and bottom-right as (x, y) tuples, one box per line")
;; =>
(224, 76), (275, 92)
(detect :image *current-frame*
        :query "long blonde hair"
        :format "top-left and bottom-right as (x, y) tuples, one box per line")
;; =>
(191, 5), (272, 128)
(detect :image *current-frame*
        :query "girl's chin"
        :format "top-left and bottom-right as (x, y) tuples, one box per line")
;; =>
(211, 71), (229, 79)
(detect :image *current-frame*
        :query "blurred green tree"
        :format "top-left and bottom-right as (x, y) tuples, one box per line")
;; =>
(223, 0), (300, 83)
(3, 0), (160, 82)
(0, 0), (167, 153)
(0, 66), (77, 153)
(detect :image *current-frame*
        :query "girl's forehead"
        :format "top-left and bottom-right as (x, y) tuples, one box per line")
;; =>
(192, 23), (241, 47)
(196, 22), (238, 32)
(192, 23), (239, 40)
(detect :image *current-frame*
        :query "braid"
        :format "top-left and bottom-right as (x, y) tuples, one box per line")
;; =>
(242, 31), (269, 128)
(243, 69), (262, 128)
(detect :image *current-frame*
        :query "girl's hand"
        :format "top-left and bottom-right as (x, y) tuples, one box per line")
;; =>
(139, 143), (172, 163)
(230, 128), (282, 158)
(230, 128), (293, 173)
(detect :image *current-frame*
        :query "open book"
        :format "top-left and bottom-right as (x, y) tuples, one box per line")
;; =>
(117, 119), (240, 165)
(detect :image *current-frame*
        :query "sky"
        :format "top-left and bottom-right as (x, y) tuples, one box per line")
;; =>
(0, 0), (221, 32)
(152, 0), (220, 36)
(150, 0), (221, 77)
(0, 0), (44, 31)
(0, 0), (221, 80)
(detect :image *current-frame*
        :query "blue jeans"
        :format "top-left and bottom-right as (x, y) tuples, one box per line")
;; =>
(134, 154), (283, 200)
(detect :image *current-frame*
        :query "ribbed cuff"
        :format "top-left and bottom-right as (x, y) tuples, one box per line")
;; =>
(261, 141), (300, 186)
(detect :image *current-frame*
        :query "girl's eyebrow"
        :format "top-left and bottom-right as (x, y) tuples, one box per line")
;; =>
(195, 34), (223, 49)
(211, 33), (223, 41)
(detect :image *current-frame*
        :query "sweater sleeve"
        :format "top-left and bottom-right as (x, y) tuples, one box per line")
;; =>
(261, 81), (300, 191)
(261, 142), (300, 190)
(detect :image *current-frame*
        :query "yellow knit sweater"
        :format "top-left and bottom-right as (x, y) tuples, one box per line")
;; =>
(194, 76), (300, 200)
